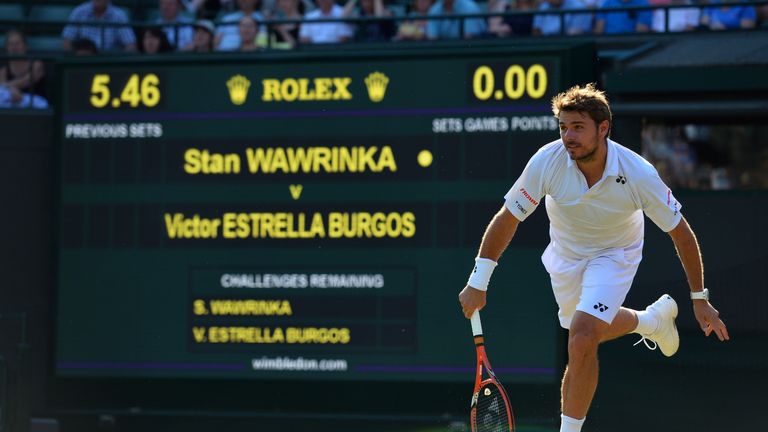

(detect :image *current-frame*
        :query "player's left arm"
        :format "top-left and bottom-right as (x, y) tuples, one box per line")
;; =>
(668, 217), (730, 341)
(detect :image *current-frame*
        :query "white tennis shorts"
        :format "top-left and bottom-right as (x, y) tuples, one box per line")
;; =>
(541, 241), (643, 329)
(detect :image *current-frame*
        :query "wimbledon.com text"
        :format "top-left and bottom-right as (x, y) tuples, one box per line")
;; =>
(251, 356), (348, 372)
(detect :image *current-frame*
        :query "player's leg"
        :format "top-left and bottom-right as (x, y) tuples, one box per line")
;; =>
(545, 260), (594, 432)
(583, 245), (679, 354)
(544, 261), (588, 432)
(557, 316), (675, 426)
(599, 307), (638, 342)
(600, 300), (678, 350)
(561, 311), (608, 421)
(557, 252), (638, 432)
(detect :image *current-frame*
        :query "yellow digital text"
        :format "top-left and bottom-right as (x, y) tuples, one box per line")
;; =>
(192, 326), (351, 344)
(193, 299), (293, 316)
(183, 146), (397, 175)
(164, 212), (416, 240)
(261, 77), (352, 102)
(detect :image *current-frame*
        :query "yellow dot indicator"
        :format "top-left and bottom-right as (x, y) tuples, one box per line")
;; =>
(417, 150), (433, 168)
(112, 98), (121, 108)
(494, 90), (504, 100)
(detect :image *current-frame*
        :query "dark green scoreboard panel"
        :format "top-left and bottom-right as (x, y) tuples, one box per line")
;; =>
(57, 45), (593, 383)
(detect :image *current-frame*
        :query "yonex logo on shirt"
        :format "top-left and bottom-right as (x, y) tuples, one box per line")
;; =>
(616, 176), (626, 184)
(594, 303), (609, 312)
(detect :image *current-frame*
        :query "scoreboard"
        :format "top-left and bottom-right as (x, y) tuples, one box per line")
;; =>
(56, 44), (593, 383)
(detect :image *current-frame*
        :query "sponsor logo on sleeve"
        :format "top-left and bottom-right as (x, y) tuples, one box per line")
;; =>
(519, 188), (539, 206)
(667, 189), (679, 215)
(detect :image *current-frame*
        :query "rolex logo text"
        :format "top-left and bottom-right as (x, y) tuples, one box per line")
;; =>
(261, 77), (352, 102)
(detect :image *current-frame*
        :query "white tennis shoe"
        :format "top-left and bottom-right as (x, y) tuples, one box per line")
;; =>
(634, 294), (679, 357)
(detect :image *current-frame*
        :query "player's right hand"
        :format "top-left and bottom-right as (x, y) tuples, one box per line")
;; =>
(459, 285), (487, 319)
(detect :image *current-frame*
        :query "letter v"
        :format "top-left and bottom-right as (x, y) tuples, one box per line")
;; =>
(289, 184), (303, 200)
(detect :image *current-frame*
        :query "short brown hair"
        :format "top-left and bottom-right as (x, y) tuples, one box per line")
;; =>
(551, 83), (612, 134)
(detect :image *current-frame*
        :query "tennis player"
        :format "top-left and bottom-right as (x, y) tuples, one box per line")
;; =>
(458, 83), (729, 432)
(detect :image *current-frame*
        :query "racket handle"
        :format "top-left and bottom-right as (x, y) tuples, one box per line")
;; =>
(470, 310), (483, 336)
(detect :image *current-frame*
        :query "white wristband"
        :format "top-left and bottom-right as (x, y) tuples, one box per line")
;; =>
(467, 257), (497, 291)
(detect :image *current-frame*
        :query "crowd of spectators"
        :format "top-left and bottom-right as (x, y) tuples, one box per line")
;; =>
(5, 0), (765, 55)
(0, 0), (768, 107)
(642, 123), (768, 190)
(139, 0), (761, 50)
(0, 0), (765, 107)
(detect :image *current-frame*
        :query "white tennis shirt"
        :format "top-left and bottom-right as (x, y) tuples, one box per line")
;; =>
(504, 139), (682, 258)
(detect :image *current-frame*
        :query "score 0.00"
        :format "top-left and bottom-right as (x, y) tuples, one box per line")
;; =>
(471, 64), (548, 101)
(89, 73), (161, 108)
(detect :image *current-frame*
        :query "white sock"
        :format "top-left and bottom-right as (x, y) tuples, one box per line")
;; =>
(634, 310), (659, 335)
(560, 414), (585, 432)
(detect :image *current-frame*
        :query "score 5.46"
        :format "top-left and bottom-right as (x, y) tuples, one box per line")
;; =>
(89, 73), (161, 109)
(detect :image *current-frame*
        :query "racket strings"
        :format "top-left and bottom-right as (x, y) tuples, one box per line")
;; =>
(473, 384), (512, 432)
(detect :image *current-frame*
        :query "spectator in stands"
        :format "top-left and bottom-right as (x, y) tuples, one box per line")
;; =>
(485, 0), (510, 38)
(239, 15), (261, 50)
(139, 27), (174, 54)
(595, 0), (653, 34)
(71, 38), (99, 56)
(62, 0), (137, 52)
(532, 0), (597, 35)
(268, 0), (304, 47)
(216, 0), (266, 50)
(426, 0), (487, 39)
(532, 0), (565, 35)
(567, 0), (601, 35)
(651, 0), (700, 32)
(157, 0), (195, 50)
(395, 0), (434, 40)
(701, 0), (756, 30)
(189, 19), (216, 52)
(299, 0), (354, 44)
(488, 0), (535, 37)
(343, 0), (396, 41)
(0, 84), (48, 109)
(0, 30), (46, 100)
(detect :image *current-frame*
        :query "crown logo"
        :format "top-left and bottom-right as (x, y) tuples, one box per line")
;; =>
(226, 74), (251, 105)
(364, 72), (389, 103)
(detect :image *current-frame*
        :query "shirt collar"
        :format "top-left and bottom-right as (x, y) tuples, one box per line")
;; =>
(565, 139), (620, 178)
(604, 139), (619, 178)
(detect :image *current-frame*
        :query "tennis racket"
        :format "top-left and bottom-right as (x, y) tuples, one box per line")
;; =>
(470, 310), (515, 432)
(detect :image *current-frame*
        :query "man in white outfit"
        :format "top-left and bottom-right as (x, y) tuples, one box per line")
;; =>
(459, 83), (729, 432)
